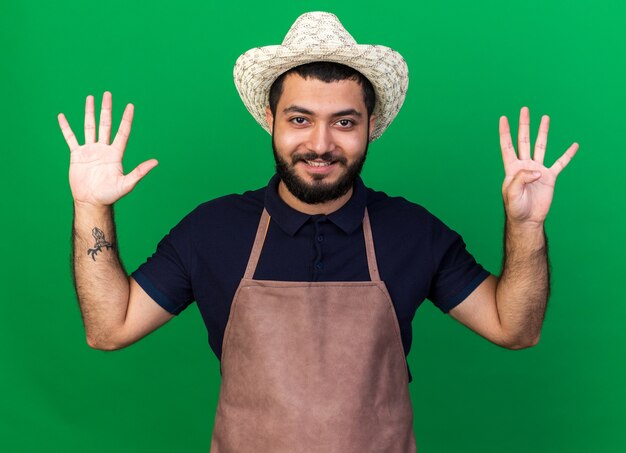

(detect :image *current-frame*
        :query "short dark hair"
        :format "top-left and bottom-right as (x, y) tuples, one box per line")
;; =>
(268, 62), (376, 117)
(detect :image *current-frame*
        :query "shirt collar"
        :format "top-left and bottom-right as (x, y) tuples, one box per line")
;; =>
(264, 174), (367, 236)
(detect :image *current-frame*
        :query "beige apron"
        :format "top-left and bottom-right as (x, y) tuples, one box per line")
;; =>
(210, 209), (417, 452)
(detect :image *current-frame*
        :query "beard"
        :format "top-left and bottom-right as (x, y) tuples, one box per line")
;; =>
(272, 137), (368, 205)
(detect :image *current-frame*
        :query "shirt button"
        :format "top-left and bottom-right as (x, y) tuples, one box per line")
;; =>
(315, 262), (324, 270)
(316, 235), (324, 242)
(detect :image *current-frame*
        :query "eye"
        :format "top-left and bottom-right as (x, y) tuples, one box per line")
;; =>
(336, 119), (355, 128)
(290, 117), (309, 125)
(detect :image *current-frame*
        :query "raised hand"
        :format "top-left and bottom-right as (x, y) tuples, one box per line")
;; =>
(499, 107), (578, 227)
(58, 92), (158, 208)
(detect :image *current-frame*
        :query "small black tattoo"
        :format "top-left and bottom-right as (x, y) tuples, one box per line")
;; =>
(87, 227), (113, 261)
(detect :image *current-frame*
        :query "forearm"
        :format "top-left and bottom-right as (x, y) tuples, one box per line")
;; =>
(495, 220), (549, 348)
(72, 203), (130, 349)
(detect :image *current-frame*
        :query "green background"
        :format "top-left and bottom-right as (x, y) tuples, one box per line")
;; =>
(1, 0), (624, 451)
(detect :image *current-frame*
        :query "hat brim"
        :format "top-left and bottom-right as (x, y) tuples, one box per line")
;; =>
(234, 43), (408, 141)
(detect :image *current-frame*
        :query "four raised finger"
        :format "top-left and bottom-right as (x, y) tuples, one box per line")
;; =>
(533, 115), (550, 165)
(98, 91), (113, 144)
(550, 142), (579, 177)
(517, 106), (531, 160)
(499, 116), (517, 170)
(84, 95), (96, 144)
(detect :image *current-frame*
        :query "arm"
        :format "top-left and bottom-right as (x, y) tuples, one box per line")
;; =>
(59, 92), (173, 350)
(449, 107), (578, 349)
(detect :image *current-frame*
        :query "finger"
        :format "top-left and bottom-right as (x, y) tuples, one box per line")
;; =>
(517, 106), (531, 160)
(112, 103), (134, 151)
(58, 113), (80, 152)
(549, 142), (579, 177)
(499, 116), (517, 169)
(533, 115), (550, 165)
(505, 169), (542, 200)
(84, 95), (96, 144)
(122, 159), (159, 195)
(98, 91), (112, 144)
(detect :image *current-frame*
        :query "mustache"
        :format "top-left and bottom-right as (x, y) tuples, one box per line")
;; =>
(291, 152), (348, 165)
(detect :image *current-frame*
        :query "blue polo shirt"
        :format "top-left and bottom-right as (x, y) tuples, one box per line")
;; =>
(132, 175), (490, 364)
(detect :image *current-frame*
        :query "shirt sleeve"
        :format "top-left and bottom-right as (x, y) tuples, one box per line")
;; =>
(131, 215), (195, 315)
(427, 218), (490, 313)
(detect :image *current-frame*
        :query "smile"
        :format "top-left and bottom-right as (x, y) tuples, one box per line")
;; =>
(305, 160), (333, 167)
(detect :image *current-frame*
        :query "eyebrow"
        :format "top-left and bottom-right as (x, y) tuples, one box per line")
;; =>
(283, 105), (314, 115)
(282, 105), (363, 118)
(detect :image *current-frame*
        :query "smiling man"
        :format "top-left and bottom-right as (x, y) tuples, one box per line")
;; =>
(58, 11), (578, 452)
(268, 65), (376, 212)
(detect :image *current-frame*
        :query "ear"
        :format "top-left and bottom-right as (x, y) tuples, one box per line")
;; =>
(368, 115), (377, 141)
(265, 107), (274, 134)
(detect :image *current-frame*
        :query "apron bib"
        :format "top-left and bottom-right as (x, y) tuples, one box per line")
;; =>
(210, 209), (416, 452)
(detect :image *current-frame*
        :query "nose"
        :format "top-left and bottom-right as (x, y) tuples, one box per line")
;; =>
(308, 123), (335, 155)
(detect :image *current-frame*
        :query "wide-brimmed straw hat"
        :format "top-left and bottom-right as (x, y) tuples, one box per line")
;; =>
(233, 11), (409, 141)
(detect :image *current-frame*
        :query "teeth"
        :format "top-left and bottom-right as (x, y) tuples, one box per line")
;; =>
(305, 160), (332, 167)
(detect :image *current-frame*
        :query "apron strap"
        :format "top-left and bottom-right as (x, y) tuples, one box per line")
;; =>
(362, 208), (381, 282)
(243, 208), (271, 279)
(244, 207), (381, 282)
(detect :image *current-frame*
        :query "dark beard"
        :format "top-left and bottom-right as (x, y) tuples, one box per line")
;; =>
(273, 138), (368, 205)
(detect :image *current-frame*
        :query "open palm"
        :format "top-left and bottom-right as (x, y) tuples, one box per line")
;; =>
(500, 107), (578, 226)
(58, 92), (158, 207)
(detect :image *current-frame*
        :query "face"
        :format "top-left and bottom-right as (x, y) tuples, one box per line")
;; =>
(266, 74), (376, 205)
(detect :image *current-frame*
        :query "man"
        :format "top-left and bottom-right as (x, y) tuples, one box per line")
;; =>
(58, 12), (578, 452)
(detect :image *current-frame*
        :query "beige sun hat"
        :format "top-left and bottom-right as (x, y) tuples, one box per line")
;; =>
(233, 11), (409, 141)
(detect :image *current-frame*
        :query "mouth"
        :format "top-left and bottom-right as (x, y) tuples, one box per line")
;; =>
(304, 160), (334, 167)
(296, 158), (340, 177)
(291, 152), (347, 177)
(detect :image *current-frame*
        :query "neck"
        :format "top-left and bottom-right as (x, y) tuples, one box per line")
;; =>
(278, 181), (353, 215)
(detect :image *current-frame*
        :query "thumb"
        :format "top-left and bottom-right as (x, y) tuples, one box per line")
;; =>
(505, 169), (541, 200)
(122, 159), (159, 194)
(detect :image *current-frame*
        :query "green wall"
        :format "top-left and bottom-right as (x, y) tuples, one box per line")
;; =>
(1, 0), (624, 451)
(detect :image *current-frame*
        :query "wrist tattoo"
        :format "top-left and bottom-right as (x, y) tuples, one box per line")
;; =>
(87, 227), (113, 261)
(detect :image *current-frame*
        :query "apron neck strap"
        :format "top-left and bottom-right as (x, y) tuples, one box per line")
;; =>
(362, 208), (381, 282)
(244, 207), (381, 282)
(243, 208), (271, 279)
